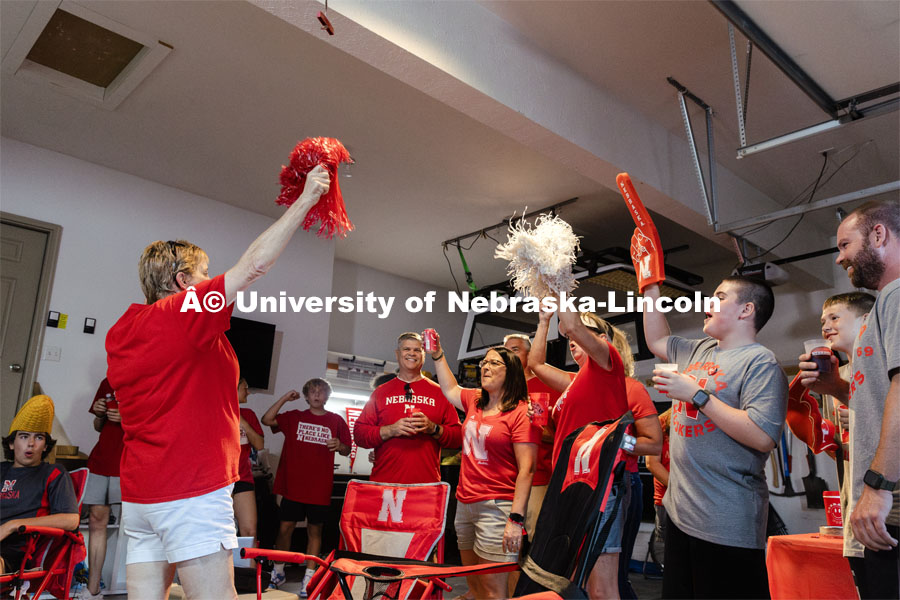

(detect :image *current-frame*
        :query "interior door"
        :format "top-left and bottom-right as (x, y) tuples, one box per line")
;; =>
(1, 221), (50, 433)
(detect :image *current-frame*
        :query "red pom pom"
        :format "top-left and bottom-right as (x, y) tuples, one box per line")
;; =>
(276, 137), (354, 239)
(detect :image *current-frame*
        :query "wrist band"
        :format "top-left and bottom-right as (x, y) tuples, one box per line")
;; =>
(432, 351), (444, 361)
(507, 518), (526, 536)
(431, 425), (442, 438)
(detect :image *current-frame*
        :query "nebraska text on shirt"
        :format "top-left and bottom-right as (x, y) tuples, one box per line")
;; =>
(383, 395), (437, 407)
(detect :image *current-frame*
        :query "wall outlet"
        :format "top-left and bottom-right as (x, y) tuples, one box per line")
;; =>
(42, 345), (61, 362)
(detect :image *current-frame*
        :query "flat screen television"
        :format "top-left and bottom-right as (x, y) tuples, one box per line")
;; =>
(225, 316), (276, 389)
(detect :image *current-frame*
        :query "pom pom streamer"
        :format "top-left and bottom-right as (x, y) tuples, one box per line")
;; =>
(494, 213), (581, 298)
(276, 137), (354, 239)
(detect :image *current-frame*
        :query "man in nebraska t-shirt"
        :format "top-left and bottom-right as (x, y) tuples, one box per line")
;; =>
(354, 332), (462, 484)
(261, 378), (350, 593)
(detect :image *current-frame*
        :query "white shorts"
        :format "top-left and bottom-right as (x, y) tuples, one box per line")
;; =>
(122, 484), (238, 564)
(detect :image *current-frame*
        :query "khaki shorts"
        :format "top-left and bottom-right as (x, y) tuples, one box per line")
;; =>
(455, 499), (518, 563)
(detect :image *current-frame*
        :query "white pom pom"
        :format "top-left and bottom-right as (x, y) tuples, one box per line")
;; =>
(494, 213), (581, 298)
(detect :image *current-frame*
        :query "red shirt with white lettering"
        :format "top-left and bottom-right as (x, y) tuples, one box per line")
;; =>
(354, 377), (462, 484)
(457, 388), (541, 503)
(86, 378), (125, 477)
(550, 342), (628, 468)
(106, 274), (240, 503)
(274, 409), (351, 505)
(624, 378), (657, 472)
(528, 376), (569, 486)
(239, 408), (264, 484)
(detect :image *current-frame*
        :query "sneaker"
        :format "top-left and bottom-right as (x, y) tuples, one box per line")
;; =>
(267, 570), (286, 590)
(299, 571), (314, 598)
(75, 588), (103, 600)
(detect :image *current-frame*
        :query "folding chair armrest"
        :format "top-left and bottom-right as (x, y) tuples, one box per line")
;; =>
(17, 525), (70, 538)
(240, 548), (329, 568)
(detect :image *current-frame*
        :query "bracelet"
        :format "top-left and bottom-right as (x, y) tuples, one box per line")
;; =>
(508, 512), (525, 524)
(431, 424), (442, 439)
(432, 351), (444, 361)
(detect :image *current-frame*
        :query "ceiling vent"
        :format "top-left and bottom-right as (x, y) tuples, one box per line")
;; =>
(2, 1), (172, 110)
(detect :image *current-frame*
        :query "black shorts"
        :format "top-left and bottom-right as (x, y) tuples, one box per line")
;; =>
(280, 498), (329, 525)
(233, 480), (255, 495)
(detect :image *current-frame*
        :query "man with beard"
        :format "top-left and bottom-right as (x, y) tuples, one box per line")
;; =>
(354, 332), (462, 483)
(800, 199), (899, 599)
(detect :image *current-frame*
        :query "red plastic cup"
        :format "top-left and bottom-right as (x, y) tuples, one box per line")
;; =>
(804, 339), (833, 373)
(105, 393), (118, 411)
(530, 392), (549, 428)
(823, 491), (842, 526)
(423, 329), (438, 353)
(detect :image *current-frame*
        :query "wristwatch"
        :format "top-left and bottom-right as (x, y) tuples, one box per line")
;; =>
(863, 469), (898, 492)
(691, 389), (711, 409)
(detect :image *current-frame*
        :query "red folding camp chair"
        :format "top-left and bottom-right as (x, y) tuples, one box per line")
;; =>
(0, 467), (89, 600)
(284, 413), (635, 600)
(244, 480), (451, 599)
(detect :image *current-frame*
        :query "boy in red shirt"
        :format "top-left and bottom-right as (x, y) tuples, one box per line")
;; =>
(262, 379), (351, 594)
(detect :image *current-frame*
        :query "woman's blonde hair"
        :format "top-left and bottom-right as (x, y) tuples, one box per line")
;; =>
(579, 312), (635, 377)
(138, 240), (207, 304)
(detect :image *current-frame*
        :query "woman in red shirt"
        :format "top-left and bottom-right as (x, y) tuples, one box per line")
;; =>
(527, 308), (631, 599)
(430, 336), (539, 600)
(106, 166), (329, 599)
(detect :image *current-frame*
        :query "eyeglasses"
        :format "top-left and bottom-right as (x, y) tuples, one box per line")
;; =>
(478, 359), (506, 369)
(404, 383), (413, 401)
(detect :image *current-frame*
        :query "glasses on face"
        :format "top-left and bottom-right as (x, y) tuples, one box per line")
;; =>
(404, 383), (413, 401)
(479, 359), (506, 369)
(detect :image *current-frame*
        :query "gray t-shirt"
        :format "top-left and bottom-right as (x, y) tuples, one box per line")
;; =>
(846, 277), (900, 553)
(663, 336), (787, 549)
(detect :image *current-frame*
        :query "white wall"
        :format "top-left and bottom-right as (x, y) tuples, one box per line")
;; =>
(1, 138), (335, 458)
(329, 258), (468, 374)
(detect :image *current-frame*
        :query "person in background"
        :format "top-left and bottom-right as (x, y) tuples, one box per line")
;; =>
(262, 379), (351, 595)
(430, 334), (539, 600)
(646, 408), (672, 554)
(800, 199), (899, 599)
(608, 330), (662, 599)
(1, 395), (79, 574)
(78, 379), (124, 600)
(501, 333), (562, 539)
(354, 332), (462, 484)
(235, 378), (264, 544)
(644, 276), (786, 599)
(105, 165), (330, 599)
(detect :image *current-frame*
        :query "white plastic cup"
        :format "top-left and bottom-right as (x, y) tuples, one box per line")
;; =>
(655, 364), (679, 402)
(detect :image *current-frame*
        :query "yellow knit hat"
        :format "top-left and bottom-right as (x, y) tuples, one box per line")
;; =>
(9, 394), (54, 435)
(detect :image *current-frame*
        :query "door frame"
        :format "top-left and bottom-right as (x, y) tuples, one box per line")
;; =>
(1, 211), (62, 413)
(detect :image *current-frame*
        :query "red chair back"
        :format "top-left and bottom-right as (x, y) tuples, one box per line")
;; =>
(0, 466), (89, 599)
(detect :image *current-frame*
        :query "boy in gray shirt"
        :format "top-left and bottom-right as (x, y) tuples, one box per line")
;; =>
(644, 276), (787, 598)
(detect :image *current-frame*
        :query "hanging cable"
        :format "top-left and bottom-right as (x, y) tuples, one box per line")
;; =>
(756, 152), (829, 260)
(442, 244), (461, 294)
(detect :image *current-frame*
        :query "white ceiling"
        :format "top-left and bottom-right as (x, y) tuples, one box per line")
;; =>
(2, 0), (898, 291)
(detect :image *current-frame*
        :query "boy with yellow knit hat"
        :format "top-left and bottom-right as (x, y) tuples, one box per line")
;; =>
(0, 395), (79, 573)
